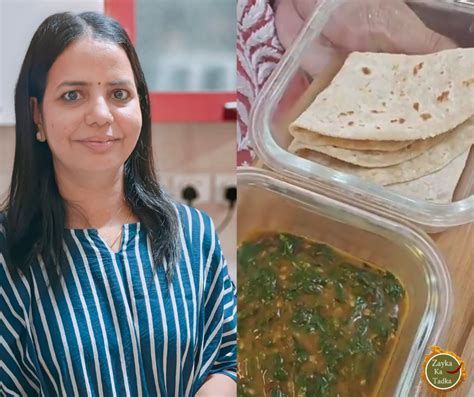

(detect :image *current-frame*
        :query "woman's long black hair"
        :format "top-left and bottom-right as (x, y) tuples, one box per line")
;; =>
(1, 12), (180, 282)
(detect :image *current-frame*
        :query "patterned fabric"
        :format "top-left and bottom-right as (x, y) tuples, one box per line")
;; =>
(0, 205), (237, 397)
(237, 0), (284, 165)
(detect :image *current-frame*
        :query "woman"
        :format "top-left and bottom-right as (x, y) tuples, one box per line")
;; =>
(0, 12), (236, 397)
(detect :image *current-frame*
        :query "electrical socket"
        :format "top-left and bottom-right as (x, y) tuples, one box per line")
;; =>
(214, 173), (236, 205)
(172, 173), (211, 205)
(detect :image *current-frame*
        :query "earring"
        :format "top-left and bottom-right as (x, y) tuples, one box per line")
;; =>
(36, 129), (45, 142)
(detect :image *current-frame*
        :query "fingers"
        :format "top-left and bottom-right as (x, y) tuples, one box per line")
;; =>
(426, 30), (458, 52)
(290, 0), (457, 54)
(274, 0), (306, 51)
(301, 39), (347, 77)
(275, 0), (346, 76)
(293, 0), (320, 19)
(381, 0), (458, 54)
(398, 27), (458, 54)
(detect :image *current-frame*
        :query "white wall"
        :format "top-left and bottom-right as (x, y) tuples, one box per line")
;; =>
(0, 0), (104, 124)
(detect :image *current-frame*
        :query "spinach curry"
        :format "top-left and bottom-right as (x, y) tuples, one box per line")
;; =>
(238, 232), (406, 397)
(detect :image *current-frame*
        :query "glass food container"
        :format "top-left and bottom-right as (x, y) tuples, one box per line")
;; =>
(250, 0), (474, 232)
(237, 167), (453, 396)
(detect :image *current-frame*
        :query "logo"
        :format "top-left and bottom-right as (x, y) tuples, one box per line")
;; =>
(422, 346), (467, 392)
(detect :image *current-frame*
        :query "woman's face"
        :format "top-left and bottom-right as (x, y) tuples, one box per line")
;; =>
(33, 36), (142, 174)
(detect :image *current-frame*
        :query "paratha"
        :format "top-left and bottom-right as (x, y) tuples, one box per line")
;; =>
(387, 150), (470, 203)
(289, 126), (449, 167)
(290, 48), (474, 141)
(290, 129), (414, 151)
(294, 116), (474, 185)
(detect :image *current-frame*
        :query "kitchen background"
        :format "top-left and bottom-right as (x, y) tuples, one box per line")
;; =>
(0, 0), (237, 280)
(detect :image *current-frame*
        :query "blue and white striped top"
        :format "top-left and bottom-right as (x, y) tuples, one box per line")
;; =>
(0, 204), (237, 396)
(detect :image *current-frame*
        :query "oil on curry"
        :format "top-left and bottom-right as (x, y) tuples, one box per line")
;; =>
(238, 232), (407, 397)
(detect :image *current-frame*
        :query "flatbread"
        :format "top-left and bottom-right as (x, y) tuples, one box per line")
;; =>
(288, 127), (449, 167)
(387, 150), (470, 203)
(294, 117), (474, 185)
(290, 48), (474, 141)
(290, 129), (414, 151)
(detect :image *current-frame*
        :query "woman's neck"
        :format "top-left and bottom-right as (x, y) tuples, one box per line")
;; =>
(55, 164), (136, 229)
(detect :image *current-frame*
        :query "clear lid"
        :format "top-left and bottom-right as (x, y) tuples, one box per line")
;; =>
(250, 0), (474, 232)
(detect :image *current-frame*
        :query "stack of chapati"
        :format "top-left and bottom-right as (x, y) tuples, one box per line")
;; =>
(288, 48), (474, 203)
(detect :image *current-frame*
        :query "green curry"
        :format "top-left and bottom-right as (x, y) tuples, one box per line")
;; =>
(238, 232), (406, 397)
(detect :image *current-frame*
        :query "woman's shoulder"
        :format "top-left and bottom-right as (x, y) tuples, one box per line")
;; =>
(173, 203), (225, 280)
(174, 202), (214, 231)
(173, 202), (217, 248)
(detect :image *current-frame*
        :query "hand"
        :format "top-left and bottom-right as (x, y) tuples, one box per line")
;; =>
(275, 0), (457, 76)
